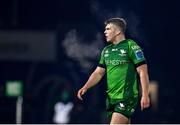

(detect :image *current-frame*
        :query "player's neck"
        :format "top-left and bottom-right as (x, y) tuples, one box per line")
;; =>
(112, 35), (125, 45)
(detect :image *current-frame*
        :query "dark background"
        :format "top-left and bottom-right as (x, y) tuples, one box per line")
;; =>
(0, 0), (179, 123)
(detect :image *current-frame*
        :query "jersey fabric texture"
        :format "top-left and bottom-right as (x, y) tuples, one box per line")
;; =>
(98, 39), (146, 100)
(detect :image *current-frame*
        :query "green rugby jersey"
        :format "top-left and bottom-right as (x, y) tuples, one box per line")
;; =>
(98, 39), (146, 100)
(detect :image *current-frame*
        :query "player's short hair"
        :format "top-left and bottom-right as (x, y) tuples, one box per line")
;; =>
(105, 17), (127, 34)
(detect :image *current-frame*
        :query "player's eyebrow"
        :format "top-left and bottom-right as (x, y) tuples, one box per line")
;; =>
(105, 27), (110, 30)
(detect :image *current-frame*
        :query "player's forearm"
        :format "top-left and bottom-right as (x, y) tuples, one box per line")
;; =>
(139, 72), (149, 97)
(83, 71), (103, 90)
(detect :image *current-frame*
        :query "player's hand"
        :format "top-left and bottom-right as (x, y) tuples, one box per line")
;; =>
(77, 87), (87, 101)
(141, 95), (150, 110)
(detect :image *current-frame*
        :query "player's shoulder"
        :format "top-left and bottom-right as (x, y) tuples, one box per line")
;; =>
(127, 39), (141, 48)
(99, 44), (111, 55)
(126, 39), (138, 45)
(127, 39), (143, 51)
(103, 44), (113, 51)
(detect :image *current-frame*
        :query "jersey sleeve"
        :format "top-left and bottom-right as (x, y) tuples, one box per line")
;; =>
(98, 49), (106, 68)
(128, 40), (146, 68)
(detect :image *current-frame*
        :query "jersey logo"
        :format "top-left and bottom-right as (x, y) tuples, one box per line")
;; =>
(131, 108), (135, 113)
(118, 102), (125, 110)
(119, 49), (127, 56)
(131, 45), (140, 50)
(112, 48), (118, 51)
(135, 50), (144, 60)
(119, 103), (125, 108)
(105, 50), (109, 53)
(104, 54), (109, 57)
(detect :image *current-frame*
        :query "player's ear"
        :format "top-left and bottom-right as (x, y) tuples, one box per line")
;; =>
(115, 29), (121, 35)
(115, 26), (121, 35)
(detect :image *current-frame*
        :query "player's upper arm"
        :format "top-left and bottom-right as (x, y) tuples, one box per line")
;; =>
(94, 66), (106, 77)
(136, 64), (148, 75)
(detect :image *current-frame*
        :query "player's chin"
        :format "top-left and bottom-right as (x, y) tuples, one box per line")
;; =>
(107, 40), (112, 43)
(106, 38), (111, 42)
